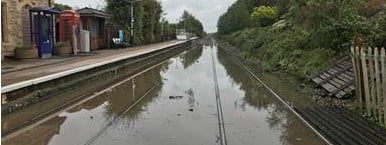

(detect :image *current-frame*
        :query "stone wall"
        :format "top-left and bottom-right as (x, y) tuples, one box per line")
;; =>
(1, 0), (54, 59)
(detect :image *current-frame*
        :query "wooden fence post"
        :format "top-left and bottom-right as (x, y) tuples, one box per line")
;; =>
(381, 47), (386, 126)
(374, 47), (382, 123)
(362, 47), (371, 116)
(353, 46), (386, 126)
(352, 47), (363, 112)
(369, 47), (377, 117)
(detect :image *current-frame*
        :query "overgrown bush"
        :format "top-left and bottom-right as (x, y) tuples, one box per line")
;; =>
(251, 6), (279, 27)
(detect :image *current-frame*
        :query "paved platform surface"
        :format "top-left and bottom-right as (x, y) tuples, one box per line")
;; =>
(1, 40), (185, 87)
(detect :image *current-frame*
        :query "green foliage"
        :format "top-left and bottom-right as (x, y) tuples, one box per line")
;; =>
(217, 0), (290, 34)
(251, 6), (279, 26)
(221, 27), (336, 78)
(177, 11), (205, 37)
(161, 20), (177, 40)
(217, 0), (252, 34)
(287, 0), (377, 51)
(54, 3), (72, 10)
(218, 0), (386, 78)
(141, 0), (162, 43)
(106, 0), (189, 45)
(133, 2), (144, 45)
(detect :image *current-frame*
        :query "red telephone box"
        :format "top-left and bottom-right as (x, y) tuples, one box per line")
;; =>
(59, 10), (80, 54)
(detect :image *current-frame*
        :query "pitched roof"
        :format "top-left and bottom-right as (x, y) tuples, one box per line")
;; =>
(77, 7), (110, 19)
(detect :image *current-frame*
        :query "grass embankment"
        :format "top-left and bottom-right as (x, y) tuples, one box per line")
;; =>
(218, 26), (344, 81)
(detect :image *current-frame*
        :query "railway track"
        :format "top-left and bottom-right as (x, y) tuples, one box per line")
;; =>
(210, 44), (228, 145)
(217, 41), (386, 145)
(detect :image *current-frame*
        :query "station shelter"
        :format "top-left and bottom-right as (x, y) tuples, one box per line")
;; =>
(29, 7), (61, 58)
(77, 7), (110, 50)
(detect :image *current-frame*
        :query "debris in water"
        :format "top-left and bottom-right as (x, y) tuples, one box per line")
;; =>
(169, 95), (184, 100)
(296, 137), (302, 142)
(185, 88), (194, 96)
(300, 84), (306, 89)
(215, 134), (221, 143)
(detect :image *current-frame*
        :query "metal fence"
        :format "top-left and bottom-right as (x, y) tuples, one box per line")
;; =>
(351, 47), (386, 126)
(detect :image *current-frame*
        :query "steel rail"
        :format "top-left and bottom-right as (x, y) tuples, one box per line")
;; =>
(210, 44), (228, 145)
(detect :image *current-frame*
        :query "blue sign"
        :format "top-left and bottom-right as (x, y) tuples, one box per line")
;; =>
(119, 30), (124, 42)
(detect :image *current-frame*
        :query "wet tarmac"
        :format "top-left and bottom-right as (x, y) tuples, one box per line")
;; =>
(2, 42), (326, 145)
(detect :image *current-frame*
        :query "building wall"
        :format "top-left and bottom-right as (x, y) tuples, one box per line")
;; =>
(1, 0), (54, 59)
(80, 16), (106, 50)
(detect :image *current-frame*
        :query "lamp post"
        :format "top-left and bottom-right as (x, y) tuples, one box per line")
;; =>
(129, 0), (141, 46)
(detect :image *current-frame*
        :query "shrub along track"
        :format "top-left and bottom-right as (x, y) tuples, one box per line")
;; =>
(216, 39), (386, 145)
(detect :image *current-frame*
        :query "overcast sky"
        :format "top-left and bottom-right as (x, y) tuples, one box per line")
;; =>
(55, 0), (236, 32)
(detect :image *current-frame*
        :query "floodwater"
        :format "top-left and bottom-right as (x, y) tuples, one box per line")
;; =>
(2, 41), (326, 145)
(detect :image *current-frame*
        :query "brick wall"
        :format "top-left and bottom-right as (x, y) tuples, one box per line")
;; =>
(1, 0), (54, 59)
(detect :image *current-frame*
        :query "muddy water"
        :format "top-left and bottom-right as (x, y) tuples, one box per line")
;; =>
(2, 42), (326, 145)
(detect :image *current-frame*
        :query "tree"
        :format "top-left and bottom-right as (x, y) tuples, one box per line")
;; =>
(251, 6), (279, 27)
(105, 0), (135, 43)
(217, 0), (290, 34)
(106, 0), (170, 45)
(141, 0), (162, 43)
(217, 0), (251, 34)
(178, 10), (205, 37)
(54, 3), (72, 10)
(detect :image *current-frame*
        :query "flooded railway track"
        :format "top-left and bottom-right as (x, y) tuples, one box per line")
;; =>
(3, 39), (327, 145)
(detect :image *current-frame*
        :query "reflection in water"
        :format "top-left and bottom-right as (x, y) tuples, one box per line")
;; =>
(3, 42), (324, 145)
(185, 88), (196, 109)
(217, 49), (275, 110)
(217, 48), (323, 145)
(180, 45), (203, 69)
